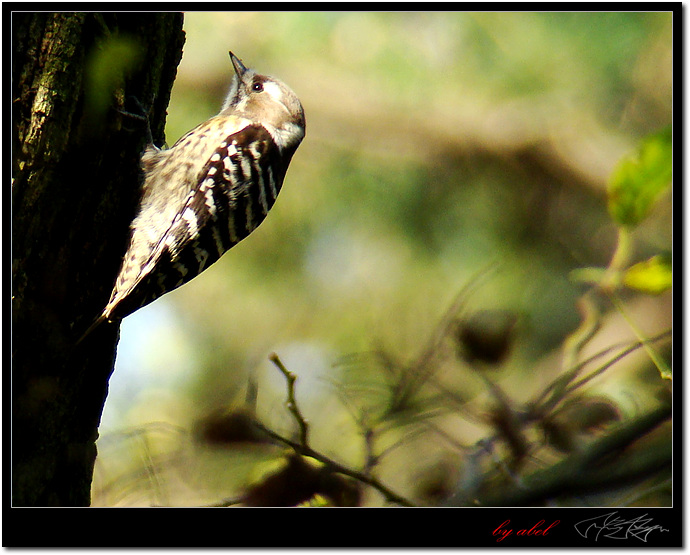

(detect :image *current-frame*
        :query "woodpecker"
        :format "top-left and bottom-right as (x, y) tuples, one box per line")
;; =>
(80, 51), (305, 341)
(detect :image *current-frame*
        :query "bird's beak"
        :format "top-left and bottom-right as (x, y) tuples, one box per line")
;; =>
(229, 51), (248, 78)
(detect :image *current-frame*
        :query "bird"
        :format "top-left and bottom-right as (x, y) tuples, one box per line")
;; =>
(79, 51), (305, 342)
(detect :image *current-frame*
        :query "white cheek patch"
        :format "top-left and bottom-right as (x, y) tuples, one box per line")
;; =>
(261, 80), (294, 121)
(262, 81), (283, 101)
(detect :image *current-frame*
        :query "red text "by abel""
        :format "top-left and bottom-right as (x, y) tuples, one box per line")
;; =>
(493, 519), (560, 542)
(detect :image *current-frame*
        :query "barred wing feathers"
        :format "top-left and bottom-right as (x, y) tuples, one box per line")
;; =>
(102, 123), (287, 322)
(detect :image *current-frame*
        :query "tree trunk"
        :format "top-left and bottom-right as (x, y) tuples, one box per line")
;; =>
(12, 12), (185, 506)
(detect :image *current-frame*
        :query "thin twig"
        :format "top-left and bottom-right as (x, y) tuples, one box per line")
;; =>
(607, 292), (671, 378)
(532, 329), (671, 415)
(560, 291), (601, 383)
(253, 419), (416, 506)
(564, 330), (671, 396)
(266, 353), (416, 507)
(270, 353), (309, 448)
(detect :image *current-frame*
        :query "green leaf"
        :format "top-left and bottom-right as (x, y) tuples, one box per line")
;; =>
(607, 126), (672, 227)
(623, 254), (672, 295)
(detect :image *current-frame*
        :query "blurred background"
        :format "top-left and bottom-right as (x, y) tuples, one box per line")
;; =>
(92, 11), (672, 506)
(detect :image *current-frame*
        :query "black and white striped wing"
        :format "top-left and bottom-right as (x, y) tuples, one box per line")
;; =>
(106, 124), (287, 320)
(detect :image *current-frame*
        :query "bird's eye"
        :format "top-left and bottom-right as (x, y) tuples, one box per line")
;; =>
(252, 82), (264, 92)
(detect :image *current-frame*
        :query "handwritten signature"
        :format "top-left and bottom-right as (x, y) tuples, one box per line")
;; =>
(574, 511), (669, 542)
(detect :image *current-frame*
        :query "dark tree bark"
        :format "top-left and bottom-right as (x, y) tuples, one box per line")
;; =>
(12, 12), (185, 506)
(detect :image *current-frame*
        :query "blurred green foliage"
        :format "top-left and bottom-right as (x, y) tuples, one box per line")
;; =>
(608, 126), (672, 227)
(624, 253), (672, 295)
(94, 11), (672, 507)
(85, 34), (141, 122)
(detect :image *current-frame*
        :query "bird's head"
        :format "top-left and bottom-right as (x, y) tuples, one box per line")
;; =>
(222, 51), (305, 148)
